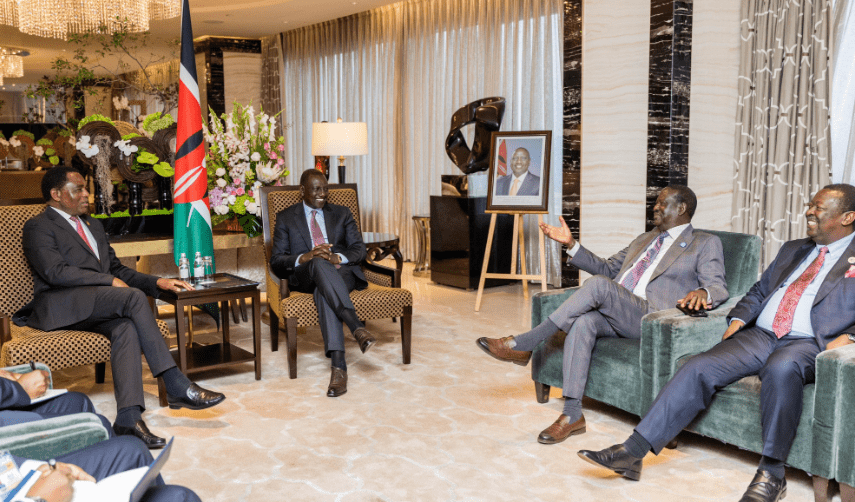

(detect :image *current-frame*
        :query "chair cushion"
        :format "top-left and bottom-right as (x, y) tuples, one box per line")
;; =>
(1, 319), (172, 369)
(278, 283), (413, 328)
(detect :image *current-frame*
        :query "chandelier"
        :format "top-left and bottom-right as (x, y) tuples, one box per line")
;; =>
(0, 0), (180, 40)
(0, 47), (24, 86)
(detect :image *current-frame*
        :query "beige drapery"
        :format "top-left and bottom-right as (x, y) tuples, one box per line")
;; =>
(831, 0), (855, 184)
(277, 0), (564, 284)
(732, 0), (832, 268)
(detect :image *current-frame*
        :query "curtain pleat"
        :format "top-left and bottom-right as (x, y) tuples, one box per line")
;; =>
(732, 0), (832, 268)
(831, 0), (855, 184)
(278, 0), (564, 284)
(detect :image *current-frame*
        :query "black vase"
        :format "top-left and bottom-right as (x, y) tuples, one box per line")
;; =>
(128, 182), (143, 216)
(159, 176), (173, 210)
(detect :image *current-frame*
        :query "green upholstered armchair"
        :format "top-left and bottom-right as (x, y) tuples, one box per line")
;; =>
(0, 364), (110, 460)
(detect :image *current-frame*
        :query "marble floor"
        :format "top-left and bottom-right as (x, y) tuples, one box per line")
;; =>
(51, 264), (831, 501)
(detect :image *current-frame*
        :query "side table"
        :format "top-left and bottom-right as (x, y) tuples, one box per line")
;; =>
(155, 273), (261, 406)
(412, 215), (430, 277)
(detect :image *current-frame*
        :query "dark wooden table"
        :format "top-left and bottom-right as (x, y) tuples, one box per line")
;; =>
(362, 232), (403, 273)
(155, 273), (261, 406)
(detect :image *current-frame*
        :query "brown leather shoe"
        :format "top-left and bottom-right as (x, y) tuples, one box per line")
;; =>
(476, 336), (532, 366)
(327, 367), (348, 397)
(353, 327), (376, 353)
(537, 414), (586, 444)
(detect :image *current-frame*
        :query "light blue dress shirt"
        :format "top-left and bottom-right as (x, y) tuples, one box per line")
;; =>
(754, 232), (855, 337)
(296, 202), (348, 267)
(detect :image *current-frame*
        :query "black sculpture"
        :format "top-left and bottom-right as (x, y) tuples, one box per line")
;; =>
(444, 97), (506, 174)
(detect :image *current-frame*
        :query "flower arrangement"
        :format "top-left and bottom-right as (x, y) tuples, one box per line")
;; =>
(142, 112), (174, 137)
(205, 101), (288, 237)
(78, 114), (114, 128)
(33, 138), (61, 167)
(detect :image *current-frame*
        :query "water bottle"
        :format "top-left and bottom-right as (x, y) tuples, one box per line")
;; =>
(178, 253), (190, 281)
(193, 252), (204, 282)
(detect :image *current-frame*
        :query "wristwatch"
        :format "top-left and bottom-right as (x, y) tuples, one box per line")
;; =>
(848, 334), (855, 344)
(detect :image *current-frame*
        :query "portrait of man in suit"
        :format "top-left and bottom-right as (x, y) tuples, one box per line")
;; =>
(269, 169), (376, 398)
(477, 185), (728, 446)
(578, 184), (855, 502)
(494, 147), (541, 196)
(14, 166), (225, 449)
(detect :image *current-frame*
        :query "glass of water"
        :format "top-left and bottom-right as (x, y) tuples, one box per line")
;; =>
(202, 256), (214, 283)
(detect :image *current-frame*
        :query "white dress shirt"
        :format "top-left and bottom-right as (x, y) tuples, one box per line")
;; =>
(49, 206), (100, 260)
(296, 202), (348, 267)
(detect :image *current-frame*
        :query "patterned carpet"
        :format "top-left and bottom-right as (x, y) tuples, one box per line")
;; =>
(50, 264), (830, 501)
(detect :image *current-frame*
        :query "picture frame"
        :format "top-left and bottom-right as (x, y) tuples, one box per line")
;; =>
(486, 130), (551, 213)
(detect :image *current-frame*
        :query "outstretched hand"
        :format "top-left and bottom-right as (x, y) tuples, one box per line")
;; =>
(539, 216), (576, 247)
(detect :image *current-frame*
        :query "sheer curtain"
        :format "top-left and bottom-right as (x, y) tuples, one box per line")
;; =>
(831, 0), (855, 184)
(278, 0), (564, 284)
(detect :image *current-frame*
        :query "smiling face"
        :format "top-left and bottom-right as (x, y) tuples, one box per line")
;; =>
(651, 188), (687, 232)
(510, 148), (531, 177)
(51, 172), (90, 216)
(301, 173), (329, 210)
(805, 189), (855, 244)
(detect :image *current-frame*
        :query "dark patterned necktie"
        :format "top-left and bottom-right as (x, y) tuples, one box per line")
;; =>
(772, 246), (828, 338)
(620, 232), (667, 292)
(310, 210), (325, 247)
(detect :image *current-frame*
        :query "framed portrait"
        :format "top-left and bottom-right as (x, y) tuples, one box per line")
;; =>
(486, 130), (552, 213)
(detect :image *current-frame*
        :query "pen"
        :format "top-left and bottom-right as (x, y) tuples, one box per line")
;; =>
(29, 361), (36, 371)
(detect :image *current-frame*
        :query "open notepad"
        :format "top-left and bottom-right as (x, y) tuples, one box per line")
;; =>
(70, 438), (173, 502)
(29, 388), (67, 405)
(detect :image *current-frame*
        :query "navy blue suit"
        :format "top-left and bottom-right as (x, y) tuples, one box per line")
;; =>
(636, 236), (855, 461)
(269, 202), (367, 355)
(0, 378), (112, 433)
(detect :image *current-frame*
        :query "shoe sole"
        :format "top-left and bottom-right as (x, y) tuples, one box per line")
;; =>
(167, 396), (226, 411)
(577, 451), (641, 481)
(327, 389), (347, 397)
(475, 339), (531, 366)
(537, 426), (586, 444)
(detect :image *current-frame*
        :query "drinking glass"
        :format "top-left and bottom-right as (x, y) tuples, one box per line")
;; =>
(202, 256), (214, 283)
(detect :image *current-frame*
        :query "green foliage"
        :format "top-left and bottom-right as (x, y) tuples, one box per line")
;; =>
(238, 214), (262, 237)
(78, 114), (114, 128)
(90, 208), (174, 218)
(142, 112), (174, 135)
(121, 133), (142, 140)
(57, 129), (73, 137)
(153, 162), (174, 177)
(45, 148), (56, 156)
(0, 131), (5, 140)
(49, 156), (60, 165)
(12, 130), (35, 140)
(36, 138), (53, 146)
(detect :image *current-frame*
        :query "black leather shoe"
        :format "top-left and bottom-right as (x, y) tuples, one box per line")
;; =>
(353, 327), (376, 353)
(327, 367), (347, 397)
(113, 420), (166, 450)
(577, 444), (643, 481)
(739, 469), (787, 502)
(166, 383), (226, 410)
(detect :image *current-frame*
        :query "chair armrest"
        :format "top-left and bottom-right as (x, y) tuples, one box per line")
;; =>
(637, 296), (743, 413)
(0, 413), (109, 460)
(363, 261), (401, 288)
(812, 343), (855, 485)
(267, 264), (290, 299)
(0, 315), (9, 345)
(2, 363), (53, 389)
(531, 287), (580, 328)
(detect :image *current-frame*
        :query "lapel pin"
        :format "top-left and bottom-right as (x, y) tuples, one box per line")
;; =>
(680, 242), (687, 248)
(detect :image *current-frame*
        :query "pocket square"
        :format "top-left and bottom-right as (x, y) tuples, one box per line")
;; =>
(846, 265), (855, 278)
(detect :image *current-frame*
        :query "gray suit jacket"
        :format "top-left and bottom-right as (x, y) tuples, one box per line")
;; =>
(14, 208), (161, 331)
(495, 173), (540, 196)
(569, 225), (729, 312)
(728, 236), (855, 350)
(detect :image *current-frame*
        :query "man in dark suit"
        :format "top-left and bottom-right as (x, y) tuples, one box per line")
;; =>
(14, 166), (225, 449)
(494, 147), (541, 196)
(578, 184), (855, 502)
(477, 186), (728, 445)
(270, 169), (375, 397)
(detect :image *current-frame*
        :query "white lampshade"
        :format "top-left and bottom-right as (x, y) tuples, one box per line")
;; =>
(311, 121), (368, 156)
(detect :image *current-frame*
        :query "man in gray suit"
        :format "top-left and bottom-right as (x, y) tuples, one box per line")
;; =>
(578, 184), (855, 502)
(494, 147), (541, 196)
(477, 185), (728, 445)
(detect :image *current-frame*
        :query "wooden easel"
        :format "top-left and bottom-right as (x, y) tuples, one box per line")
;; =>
(475, 211), (547, 311)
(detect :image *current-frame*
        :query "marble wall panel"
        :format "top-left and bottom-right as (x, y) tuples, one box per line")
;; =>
(562, 0), (582, 287)
(686, 0), (740, 231)
(580, 0), (651, 258)
(224, 53), (263, 109)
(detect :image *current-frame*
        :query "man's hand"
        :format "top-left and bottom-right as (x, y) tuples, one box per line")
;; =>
(722, 319), (745, 340)
(157, 278), (194, 292)
(298, 244), (336, 265)
(825, 334), (855, 351)
(27, 463), (96, 502)
(18, 369), (50, 400)
(539, 216), (576, 247)
(112, 277), (129, 288)
(678, 289), (710, 311)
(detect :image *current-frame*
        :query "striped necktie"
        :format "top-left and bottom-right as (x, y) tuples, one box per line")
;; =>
(620, 232), (668, 292)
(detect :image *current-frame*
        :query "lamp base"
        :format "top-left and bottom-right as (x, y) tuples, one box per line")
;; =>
(338, 164), (347, 184)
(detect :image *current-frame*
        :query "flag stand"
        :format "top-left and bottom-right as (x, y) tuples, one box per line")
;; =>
(474, 211), (547, 311)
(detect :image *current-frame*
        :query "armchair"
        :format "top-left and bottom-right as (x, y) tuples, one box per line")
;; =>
(260, 184), (413, 379)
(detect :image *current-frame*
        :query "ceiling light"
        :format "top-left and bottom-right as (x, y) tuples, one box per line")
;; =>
(0, 0), (180, 40)
(0, 47), (24, 86)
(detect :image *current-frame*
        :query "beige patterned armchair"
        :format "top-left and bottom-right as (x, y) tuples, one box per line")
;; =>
(260, 184), (413, 379)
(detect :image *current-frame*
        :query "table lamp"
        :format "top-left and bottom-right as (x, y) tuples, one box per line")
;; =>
(311, 118), (368, 183)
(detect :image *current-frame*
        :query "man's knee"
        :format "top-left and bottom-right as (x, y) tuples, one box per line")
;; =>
(760, 358), (805, 386)
(56, 391), (97, 414)
(305, 256), (336, 277)
(111, 435), (154, 467)
(578, 275), (618, 300)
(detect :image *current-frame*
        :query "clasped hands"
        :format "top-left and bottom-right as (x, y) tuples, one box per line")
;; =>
(298, 244), (341, 265)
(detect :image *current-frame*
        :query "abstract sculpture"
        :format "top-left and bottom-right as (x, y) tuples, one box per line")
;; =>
(444, 97), (506, 174)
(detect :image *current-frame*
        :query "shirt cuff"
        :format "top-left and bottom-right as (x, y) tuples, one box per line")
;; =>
(337, 253), (349, 265)
(565, 242), (581, 257)
(700, 288), (711, 304)
(295, 253), (305, 267)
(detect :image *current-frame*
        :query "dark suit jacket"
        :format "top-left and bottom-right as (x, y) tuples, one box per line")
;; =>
(495, 172), (540, 196)
(569, 225), (729, 312)
(14, 207), (161, 331)
(269, 202), (367, 289)
(0, 378), (32, 410)
(728, 236), (855, 351)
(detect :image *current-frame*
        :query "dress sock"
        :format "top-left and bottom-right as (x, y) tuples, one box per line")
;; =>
(340, 309), (363, 333)
(759, 456), (785, 479)
(562, 397), (583, 423)
(623, 430), (652, 459)
(331, 350), (347, 371)
(512, 319), (560, 352)
(160, 367), (192, 397)
(114, 406), (142, 427)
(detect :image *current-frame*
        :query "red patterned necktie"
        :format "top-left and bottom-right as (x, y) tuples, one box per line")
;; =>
(310, 210), (325, 247)
(772, 246), (828, 338)
(70, 216), (95, 253)
(620, 232), (668, 292)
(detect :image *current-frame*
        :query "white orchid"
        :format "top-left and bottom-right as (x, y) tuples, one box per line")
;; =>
(112, 95), (130, 111)
(75, 136), (100, 158)
(33, 146), (45, 157)
(113, 139), (138, 157)
(9, 136), (21, 147)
